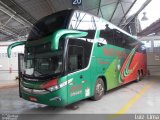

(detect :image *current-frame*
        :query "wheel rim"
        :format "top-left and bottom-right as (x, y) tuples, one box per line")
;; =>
(96, 81), (104, 96)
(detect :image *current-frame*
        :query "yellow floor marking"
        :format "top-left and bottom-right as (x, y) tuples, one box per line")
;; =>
(117, 82), (153, 114)
(107, 82), (153, 120)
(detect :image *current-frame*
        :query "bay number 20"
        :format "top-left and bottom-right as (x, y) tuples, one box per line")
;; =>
(72, 0), (82, 5)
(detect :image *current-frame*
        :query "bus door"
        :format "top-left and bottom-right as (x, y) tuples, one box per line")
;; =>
(18, 53), (24, 97)
(67, 45), (90, 104)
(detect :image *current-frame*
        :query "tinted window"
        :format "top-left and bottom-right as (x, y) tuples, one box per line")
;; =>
(100, 28), (125, 48)
(100, 23), (140, 49)
(28, 10), (71, 41)
(25, 38), (65, 54)
(100, 29), (114, 45)
(113, 30), (124, 48)
(68, 46), (84, 72)
(67, 39), (93, 73)
(123, 35), (138, 50)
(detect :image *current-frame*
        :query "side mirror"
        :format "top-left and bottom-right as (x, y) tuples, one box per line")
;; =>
(7, 41), (26, 58)
(51, 29), (88, 50)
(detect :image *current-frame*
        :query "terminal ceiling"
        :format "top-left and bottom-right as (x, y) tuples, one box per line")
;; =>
(0, 0), (151, 42)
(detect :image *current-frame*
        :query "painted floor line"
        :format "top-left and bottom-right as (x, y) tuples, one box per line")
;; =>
(107, 82), (154, 120)
(117, 82), (153, 114)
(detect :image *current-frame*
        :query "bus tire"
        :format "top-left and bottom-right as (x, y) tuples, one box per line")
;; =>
(91, 78), (104, 101)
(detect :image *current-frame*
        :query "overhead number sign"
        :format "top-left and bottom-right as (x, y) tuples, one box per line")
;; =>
(72, 0), (82, 6)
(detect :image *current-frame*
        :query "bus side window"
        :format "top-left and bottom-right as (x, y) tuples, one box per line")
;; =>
(123, 35), (131, 49)
(68, 55), (78, 71)
(100, 29), (114, 45)
(68, 45), (84, 73)
(113, 30), (124, 48)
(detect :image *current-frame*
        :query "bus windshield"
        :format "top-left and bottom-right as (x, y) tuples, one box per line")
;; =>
(24, 51), (63, 77)
(28, 10), (71, 41)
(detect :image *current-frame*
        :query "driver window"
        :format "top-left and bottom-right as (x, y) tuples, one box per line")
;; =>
(68, 45), (84, 73)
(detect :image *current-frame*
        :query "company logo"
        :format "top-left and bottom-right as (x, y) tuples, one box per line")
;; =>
(103, 48), (127, 58)
(119, 45), (139, 83)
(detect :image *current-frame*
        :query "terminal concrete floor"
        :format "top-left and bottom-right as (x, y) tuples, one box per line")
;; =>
(0, 76), (160, 114)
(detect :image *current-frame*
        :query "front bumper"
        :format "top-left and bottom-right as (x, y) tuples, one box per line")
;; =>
(20, 85), (68, 107)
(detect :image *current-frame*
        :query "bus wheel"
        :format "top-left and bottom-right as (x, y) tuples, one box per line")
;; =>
(92, 78), (104, 101)
(136, 72), (140, 82)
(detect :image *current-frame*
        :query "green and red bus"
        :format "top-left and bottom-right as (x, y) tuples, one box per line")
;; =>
(7, 9), (147, 107)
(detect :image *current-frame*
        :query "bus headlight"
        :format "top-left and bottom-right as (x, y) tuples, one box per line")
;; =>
(46, 81), (68, 92)
(47, 85), (59, 92)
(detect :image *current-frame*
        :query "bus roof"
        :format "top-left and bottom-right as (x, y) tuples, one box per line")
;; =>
(28, 9), (142, 44)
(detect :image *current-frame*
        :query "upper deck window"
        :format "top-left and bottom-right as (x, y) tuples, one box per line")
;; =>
(69, 11), (97, 30)
(28, 10), (71, 41)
